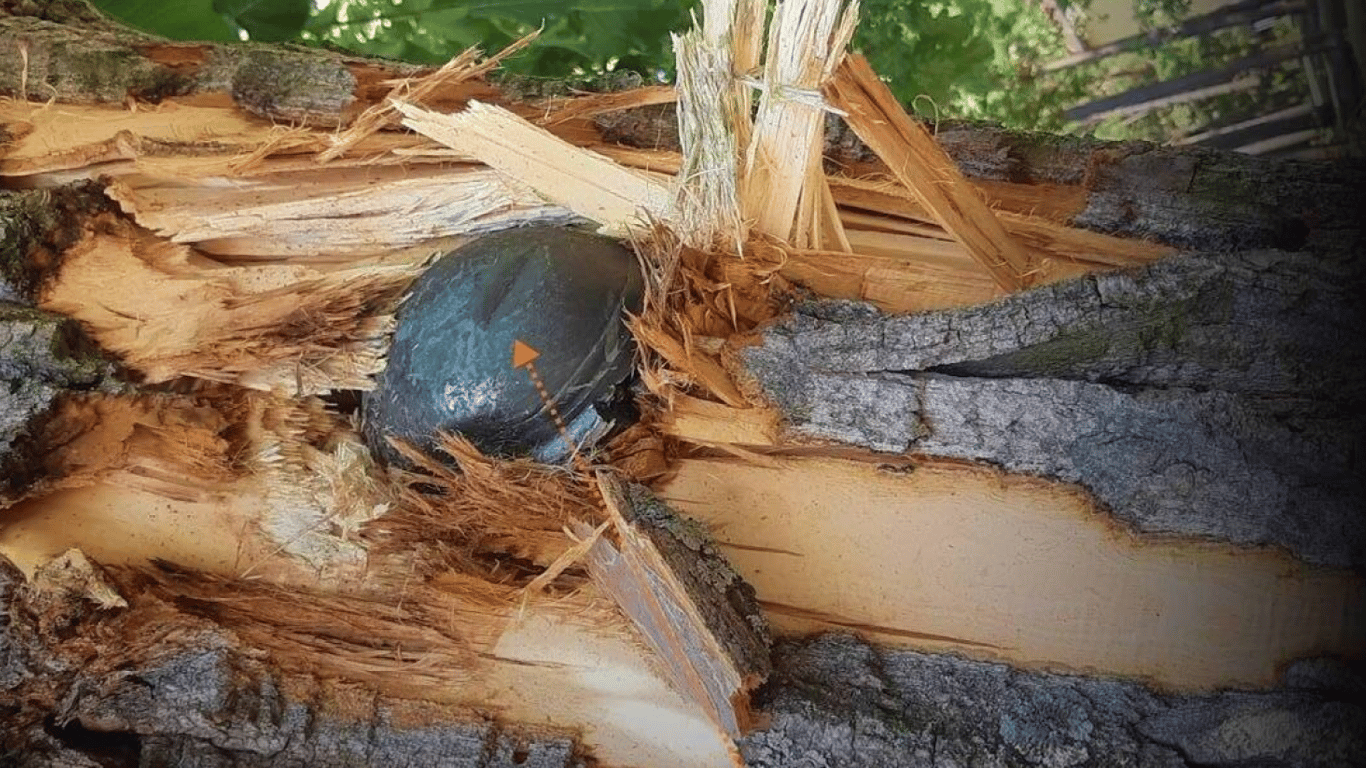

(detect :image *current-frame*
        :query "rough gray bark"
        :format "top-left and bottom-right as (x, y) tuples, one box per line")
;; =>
(1, 185), (114, 302)
(0, 12), (418, 128)
(741, 634), (1366, 768)
(0, 302), (120, 503)
(0, 556), (587, 768)
(615, 479), (771, 681)
(1, 187), (124, 504)
(740, 249), (1366, 568)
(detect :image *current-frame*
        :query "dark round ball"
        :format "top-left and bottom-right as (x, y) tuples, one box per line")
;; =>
(363, 227), (644, 465)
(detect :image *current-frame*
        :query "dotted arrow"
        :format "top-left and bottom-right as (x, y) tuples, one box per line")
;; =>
(512, 339), (610, 596)
(512, 339), (591, 473)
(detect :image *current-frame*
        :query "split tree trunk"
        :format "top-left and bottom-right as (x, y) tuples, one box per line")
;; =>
(3, 2), (1365, 767)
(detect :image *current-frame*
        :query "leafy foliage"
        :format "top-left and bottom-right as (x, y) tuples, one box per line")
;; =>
(88, 0), (1300, 145)
(301, 0), (696, 78)
(92, 0), (311, 42)
(216, 0), (311, 42)
(92, 0), (241, 42)
(856, 0), (1077, 130)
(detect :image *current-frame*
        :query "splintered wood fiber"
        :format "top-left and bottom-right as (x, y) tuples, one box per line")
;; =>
(369, 434), (606, 587)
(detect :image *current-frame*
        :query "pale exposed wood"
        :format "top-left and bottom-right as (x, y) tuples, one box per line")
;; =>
(825, 54), (1037, 290)
(396, 100), (672, 237)
(740, 0), (857, 245)
(522, 519), (610, 594)
(999, 208), (1171, 267)
(781, 246), (1003, 312)
(708, 0), (766, 156)
(605, 146), (1091, 234)
(574, 473), (769, 740)
(13, 5), (1364, 766)
(1, 99), (1162, 297)
(106, 165), (569, 261)
(0, 391), (739, 768)
(38, 219), (416, 393)
(839, 208), (952, 239)
(537, 85), (679, 126)
(0, 100), (278, 176)
(672, 29), (746, 248)
(661, 454), (1366, 690)
(592, 142), (685, 175)
(631, 318), (751, 408)
(828, 174), (1172, 271)
(483, 610), (737, 768)
(319, 31), (538, 162)
(0, 396), (270, 578)
(0, 391), (392, 585)
(973, 178), (1089, 220)
(657, 395), (781, 447)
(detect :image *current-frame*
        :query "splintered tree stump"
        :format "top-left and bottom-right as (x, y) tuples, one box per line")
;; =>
(3, 1), (1366, 767)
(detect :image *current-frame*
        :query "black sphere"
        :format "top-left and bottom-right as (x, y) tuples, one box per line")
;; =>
(363, 227), (644, 465)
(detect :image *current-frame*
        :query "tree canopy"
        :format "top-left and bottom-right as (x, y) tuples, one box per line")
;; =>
(89, 0), (1085, 130)
(92, 0), (1311, 148)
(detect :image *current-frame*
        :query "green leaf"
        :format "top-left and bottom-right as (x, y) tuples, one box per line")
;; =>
(214, 0), (310, 41)
(88, 0), (239, 42)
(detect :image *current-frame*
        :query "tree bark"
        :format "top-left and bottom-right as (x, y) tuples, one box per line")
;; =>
(1, 185), (125, 504)
(0, 557), (588, 768)
(743, 634), (1366, 768)
(739, 248), (1366, 568)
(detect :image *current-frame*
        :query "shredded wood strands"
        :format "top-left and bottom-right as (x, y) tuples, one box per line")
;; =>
(672, 29), (746, 250)
(702, 0), (766, 153)
(523, 519), (612, 595)
(826, 175), (1172, 271)
(396, 100), (672, 237)
(535, 85), (679, 126)
(208, 271), (413, 393)
(236, 394), (393, 577)
(127, 561), (482, 689)
(107, 166), (572, 261)
(669, 0), (765, 250)
(631, 319), (749, 408)
(228, 127), (328, 175)
(604, 422), (676, 485)
(825, 54), (1037, 291)
(626, 227), (786, 409)
(3, 393), (238, 507)
(40, 221), (418, 394)
(740, 0), (858, 247)
(369, 435), (605, 591)
(318, 31), (539, 163)
(997, 210), (1173, 269)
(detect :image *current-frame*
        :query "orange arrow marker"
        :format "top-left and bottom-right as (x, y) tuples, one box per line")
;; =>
(512, 339), (590, 473)
(513, 340), (608, 597)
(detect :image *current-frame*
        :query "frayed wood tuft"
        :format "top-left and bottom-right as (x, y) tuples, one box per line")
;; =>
(126, 561), (483, 689)
(318, 31), (539, 163)
(368, 435), (605, 592)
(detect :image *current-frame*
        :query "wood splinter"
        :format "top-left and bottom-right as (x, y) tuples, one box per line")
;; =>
(573, 472), (771, 739)
(825, 53), (1037, 290)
